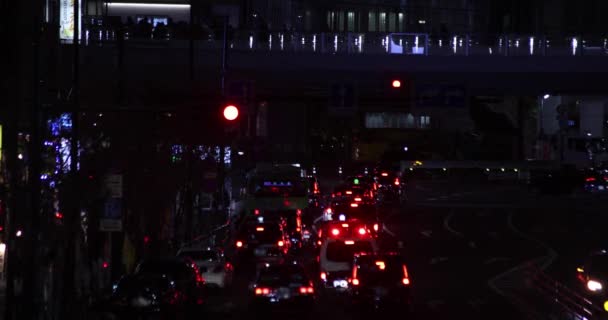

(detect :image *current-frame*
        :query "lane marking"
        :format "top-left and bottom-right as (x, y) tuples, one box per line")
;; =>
(507, 212), (558, 270)
(420, 230), (433, 238)
(443, 210), (464, 237)
(484, 257), (510, 265)
(383, 224), (396, 237)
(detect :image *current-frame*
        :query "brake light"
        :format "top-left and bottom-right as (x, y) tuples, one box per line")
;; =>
(402, 265), (410, 286)
(236, 241), (243, 248)
(373, 223), (379, 232)
(586, 177), (596, 182)
(381, 172), (388, 177)
(350, 203), (359, 208)
(255, 288), (271, 295)
(345, 240), (355, 245)
(358, 228), (366, 235)
(331, 228), (340, 236)
(352, 278), (360, 286)
(278, 240), (285, 247)
(342, 223), (349, 227)
(254, 209), (260, 215)
(256, 227), (265, 232)
(317, 240), (322, 246)
(296, 227), (301, 232)
(299, 287), (314, 294)
(320, 272), (327, 280)
(346, 191), (353, 195)
(394, 178), (400, 186)
(354, 197), (362, 202)
(297, 209), (302, 215)
(375, 261), (386, 270)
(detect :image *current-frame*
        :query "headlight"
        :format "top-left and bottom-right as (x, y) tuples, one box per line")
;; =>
(587, 280), (603, 292)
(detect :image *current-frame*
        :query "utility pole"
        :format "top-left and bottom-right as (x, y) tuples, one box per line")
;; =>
(22, 0), (44, 317)
(218, 16), (229, 218)
(61, 0), (81, 317)
(189, 0), (195, 81)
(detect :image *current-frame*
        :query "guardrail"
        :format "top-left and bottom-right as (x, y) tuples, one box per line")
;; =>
(526, 266), (606, 319)
(79, 27), (608, 57)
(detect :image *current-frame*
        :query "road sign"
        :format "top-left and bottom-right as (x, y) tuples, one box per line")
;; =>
(101, 198), (122, 231)
(105, 174), (123, 198)
(100, 219), (123, 232)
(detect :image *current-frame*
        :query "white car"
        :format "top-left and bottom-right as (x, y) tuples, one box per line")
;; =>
(319, 237), (378, 291)
(177, 247), (233, 289)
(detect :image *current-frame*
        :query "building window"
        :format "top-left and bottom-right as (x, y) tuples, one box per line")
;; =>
(368, 11), (377, 32)
(327, 12), (335, 31)
(338, 11), (345, 32)
(420, 116), (431, 128)
(388, 12), (396, 32)
(365, 113), (418, 129)
(398, 13), (404, 32)
(379, 12), (386, 32)
(347, 11), (355, 32)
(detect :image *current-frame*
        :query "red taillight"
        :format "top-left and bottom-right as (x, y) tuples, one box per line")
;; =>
(317, 240), (322, 246)
(394, 178), (400, 186)
(341, 223), (349, 227)
(586, 177), (596, 182)
(256, 227), (265, 232)
(320, 272), (327, 280)
(55, 212), (64, 219)
(278, 240), (285, 247)
(254, 209), (260, 215)
(346, 191), (353, 195)
(350, 203), (359, 208)
(236, 241), (243, 248)
(297, 209), (302, 215)
(102, 261), (109, 269)
(381, 172), (389, 177)
(354, 197), (362, 202)
(299, 287), (314, 294)
(358, 228), (366, 235)
(255, 288), (271, 295)
(331, 228), (340, 236)
(352, 278), (360, 286)
(373, 224), (379, 232)
(402, 278), (410, 285)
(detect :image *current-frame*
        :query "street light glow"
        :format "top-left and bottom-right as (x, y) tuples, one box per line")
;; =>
(223, 105), (239, 121)
(543, 94), (550, 100)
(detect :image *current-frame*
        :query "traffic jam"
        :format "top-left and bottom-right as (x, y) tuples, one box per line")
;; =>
(93, 164), (410, 318)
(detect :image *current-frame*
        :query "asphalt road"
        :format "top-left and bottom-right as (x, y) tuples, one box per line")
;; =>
(87, 181), (608, 320)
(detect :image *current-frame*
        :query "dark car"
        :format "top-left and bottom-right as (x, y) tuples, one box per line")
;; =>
(235, 222), (289, 265)
(102, 257), (205, 318)
(250, 262), (316, 315)
(349, 253), (412, 314)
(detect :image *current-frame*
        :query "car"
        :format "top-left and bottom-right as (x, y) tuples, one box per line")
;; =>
(176, 247), (234, 289)
(373, 170), (404, 203)
(250, 262), (316, 315)
(576, 250), (608, 299)
(349, 253), (412, 313)
(319, 236), (378, 291)
(235, 222), (289, 265)
(101, 257), (206, 317)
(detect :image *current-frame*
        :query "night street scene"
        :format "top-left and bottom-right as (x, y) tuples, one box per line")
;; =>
(3, 0), (608, 319)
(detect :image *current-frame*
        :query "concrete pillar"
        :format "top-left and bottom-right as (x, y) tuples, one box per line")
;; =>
(540, 95), (561, 135)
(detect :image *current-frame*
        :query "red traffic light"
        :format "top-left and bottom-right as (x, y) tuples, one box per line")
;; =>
(392, 80), (402, 88)
(223, 105), (239, 121)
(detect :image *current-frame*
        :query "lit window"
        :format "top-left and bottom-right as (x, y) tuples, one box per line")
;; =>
(379, 12), (386, 32)
(347, 12), (355, 32)
(368, 12), (377, 32)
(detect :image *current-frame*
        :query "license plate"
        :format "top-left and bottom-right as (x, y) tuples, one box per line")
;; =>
(254, 248), (266, 256)
(333, 280), (348, 288)
(599, 186), (605, 190)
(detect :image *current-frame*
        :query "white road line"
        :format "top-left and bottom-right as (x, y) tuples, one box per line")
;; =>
(443, 210), (464, 237)
(420, 230), (433, 238)
(507, 212), (558, 270)
(383, 224), (396, 237)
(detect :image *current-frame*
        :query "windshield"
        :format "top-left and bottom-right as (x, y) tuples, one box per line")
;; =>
(241, 224), (282, 244)
(357, 256), (404, 285)
(326, 241), (374, 262)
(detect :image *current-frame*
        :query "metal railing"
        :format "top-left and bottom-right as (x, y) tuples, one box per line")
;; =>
(79, 26), (608, 57)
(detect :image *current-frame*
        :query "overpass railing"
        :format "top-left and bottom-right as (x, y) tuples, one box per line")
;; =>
(80, 26), (608, 57)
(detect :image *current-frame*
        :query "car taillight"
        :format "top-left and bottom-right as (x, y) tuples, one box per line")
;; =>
(236, 241), (243, 248)
(254, 209), (260, 215)
(586, 177), (596, 182)
(299, 287), (314, 294)
(320, 272), (327, 280)
(373, 224), (379, 232)
(358, 228), (366, 235)
(352, 278), (360, 286)
(354, 197), (362, 202)
(331, 228), (340, 236)
(278, 240), (285, 247)
(394, 178), (400, 186)
(350, 203), (359, 207)
(255, 288), (271, 295)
